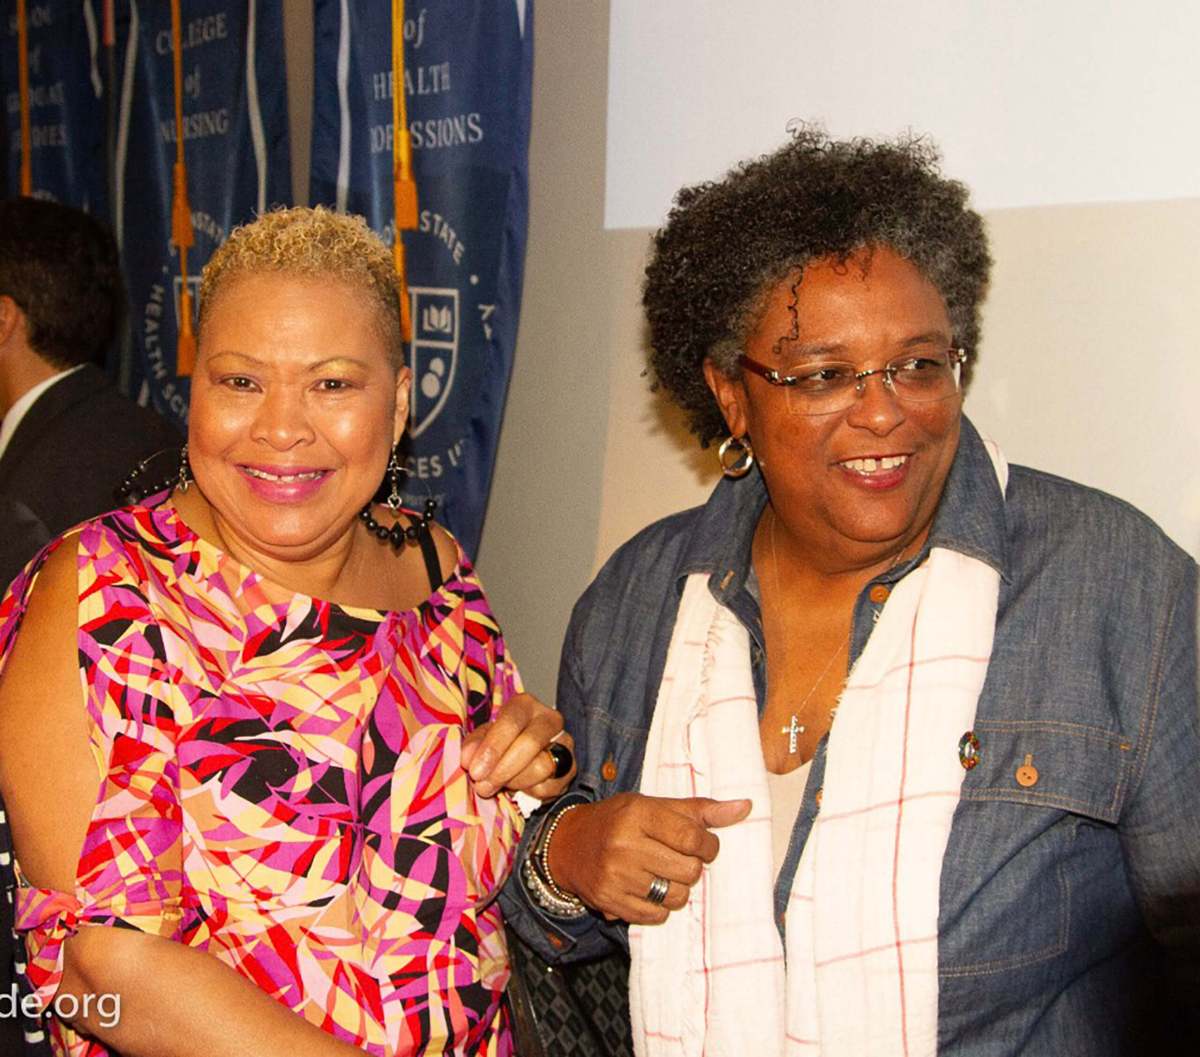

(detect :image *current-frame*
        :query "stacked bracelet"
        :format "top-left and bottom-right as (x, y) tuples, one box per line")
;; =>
(522, 803), (587, 919)
(536, 804), (583, 902)
(522, 858), (587, 918)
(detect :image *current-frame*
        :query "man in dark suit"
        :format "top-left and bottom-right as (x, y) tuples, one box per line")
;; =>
(0, 197), (181, 590)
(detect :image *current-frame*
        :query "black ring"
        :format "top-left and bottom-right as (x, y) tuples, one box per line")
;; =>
(546, 741), (574, 779)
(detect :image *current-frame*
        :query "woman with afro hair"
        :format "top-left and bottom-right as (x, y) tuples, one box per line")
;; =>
(502, 128), (1200, 1056)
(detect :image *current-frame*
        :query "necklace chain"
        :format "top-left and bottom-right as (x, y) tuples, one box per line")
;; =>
(765, 508), (915, 753)
(767, 507), (845, 753)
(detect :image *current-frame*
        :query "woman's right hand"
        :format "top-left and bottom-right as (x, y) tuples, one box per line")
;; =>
(545, 793), (751, 924)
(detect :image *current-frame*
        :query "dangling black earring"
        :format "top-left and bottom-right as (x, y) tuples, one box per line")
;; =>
(386, 447), (403, 512)
(359, 445), (439, 550)
(178, 443), (192, 493)
(116, 446), (190, 504)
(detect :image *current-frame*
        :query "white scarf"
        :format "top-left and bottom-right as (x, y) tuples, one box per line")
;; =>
(630, 446), (1007, 1057)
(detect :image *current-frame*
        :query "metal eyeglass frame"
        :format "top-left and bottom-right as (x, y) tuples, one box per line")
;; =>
(737, 348), (968, 413)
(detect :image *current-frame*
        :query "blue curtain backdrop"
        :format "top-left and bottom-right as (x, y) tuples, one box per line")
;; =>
(1, 0), (107, 211)
(310, 0), (533, 559)
(111, 0), (290, 426)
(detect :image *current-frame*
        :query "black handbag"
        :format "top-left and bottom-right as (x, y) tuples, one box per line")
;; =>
(505, 923), (634, 1057)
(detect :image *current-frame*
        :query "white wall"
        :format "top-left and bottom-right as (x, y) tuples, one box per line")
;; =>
(479, 1), (617, 698)
(606, 0), (1200, 226)
(972, 200), (1200, 557)
(480, 0), (1200, 698)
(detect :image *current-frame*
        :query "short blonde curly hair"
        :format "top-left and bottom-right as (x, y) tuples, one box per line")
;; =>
(199, 206), (403, 368)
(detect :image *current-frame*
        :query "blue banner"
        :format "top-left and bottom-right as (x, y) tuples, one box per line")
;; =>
(310, 1), (533, 559)
(1, 0), (107, 211)
(113, 0), (290, 426)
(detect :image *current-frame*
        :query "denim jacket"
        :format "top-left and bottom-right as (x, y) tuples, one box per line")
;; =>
(500, 419), (1200, 1054)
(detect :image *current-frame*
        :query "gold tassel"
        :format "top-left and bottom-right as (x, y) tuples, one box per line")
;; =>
(170, 0), (196, 375)
(171, 162), (194, 251)
(392, 0), (419, 343)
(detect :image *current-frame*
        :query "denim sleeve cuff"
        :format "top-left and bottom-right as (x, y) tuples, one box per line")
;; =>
(500, 789), (623, 962)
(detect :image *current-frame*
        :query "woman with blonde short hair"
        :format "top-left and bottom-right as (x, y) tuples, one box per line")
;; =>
(0, 206), (573, 1057)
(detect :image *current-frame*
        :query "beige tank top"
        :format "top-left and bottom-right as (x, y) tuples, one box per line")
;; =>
(767, 758), (812, 882)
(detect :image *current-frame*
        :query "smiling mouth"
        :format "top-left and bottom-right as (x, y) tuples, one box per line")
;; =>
(240, 467), (328, 483)
(838, 455), (909, 475)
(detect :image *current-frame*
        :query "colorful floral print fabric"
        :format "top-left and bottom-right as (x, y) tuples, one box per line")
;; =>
(0, 500), (523, 1056)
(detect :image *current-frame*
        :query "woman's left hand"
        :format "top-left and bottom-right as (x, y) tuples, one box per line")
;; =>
(462, 692), (576, 800)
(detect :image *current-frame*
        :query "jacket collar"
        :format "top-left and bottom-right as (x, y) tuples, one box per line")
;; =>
(675, 415), (1011, 594)
(926, 416), (1011, 582)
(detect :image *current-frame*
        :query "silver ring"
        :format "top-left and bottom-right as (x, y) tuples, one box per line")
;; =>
(645, 876), (670, 906)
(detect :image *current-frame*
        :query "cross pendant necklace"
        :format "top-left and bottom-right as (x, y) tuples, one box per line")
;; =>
(781, 714), (805, 754)
(778, 641), (843, 753)
(769, 507), (847, 755)
(766, 508), (912, 755)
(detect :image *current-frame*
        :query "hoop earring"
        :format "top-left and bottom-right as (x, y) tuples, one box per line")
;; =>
(386, 446), (403, 511)
(177, 443), (192, 493)
(115, 447), (185, 504)
(718, 435), (754, 478)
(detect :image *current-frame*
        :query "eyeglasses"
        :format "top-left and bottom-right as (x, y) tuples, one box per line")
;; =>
(738, 347), (967, 416)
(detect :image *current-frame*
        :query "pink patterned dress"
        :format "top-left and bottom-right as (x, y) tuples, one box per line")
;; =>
(0, 499), (524, 1056)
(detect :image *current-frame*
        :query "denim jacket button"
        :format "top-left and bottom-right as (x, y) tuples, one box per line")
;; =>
(814, 787), (823, 807)
(1015, 754), (1039, 787)
(868, 583), (891, 604)
(601, 756), (618, 782)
